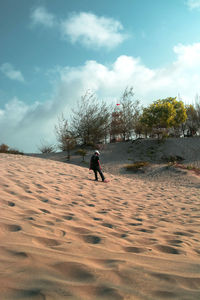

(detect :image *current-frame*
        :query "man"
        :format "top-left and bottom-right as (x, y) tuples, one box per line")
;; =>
(89, 150), (105, 182)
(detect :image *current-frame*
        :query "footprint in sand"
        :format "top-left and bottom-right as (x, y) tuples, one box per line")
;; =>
(133, 217), (143, 222)
(40, 209), (51, 214)
(6, 249), (28, 258)
(26, 217), (35, 221)
(40, 198), (49, 203)
(167, 239), (183, 247)
(93, 217), (102, 221)
(124, 246), (149, 253)
(53, 261), (94, 283)
(46, 221), (54, 226)
(136, 228), (154, 233)
(121, 233), (128, 238)
(97, 209), (108, 214)
(63, 214), (74, 220)
(154, 244), (183, 254)
(33, 237), (61, 247)
(173, 231), (193, 237)
(8, 201), (15, 207)
(128, 222), (142, 227)
(83, 235), (102, 244)
(1, 224), (22, 232)
(101, 223), (114, 229)
(35, 183), (45, 189)
(90, 285), (123, 300)
(13, 288), (46, 299)
(87, 203), (95, 207)
(152, 290), (177, 298)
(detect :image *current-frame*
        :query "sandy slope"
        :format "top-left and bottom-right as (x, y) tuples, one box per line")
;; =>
(31, 137), (200, 178)
(0, 153), (200, 300)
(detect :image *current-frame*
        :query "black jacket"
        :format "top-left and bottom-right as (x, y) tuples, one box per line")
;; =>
(90, 154), (100, 170)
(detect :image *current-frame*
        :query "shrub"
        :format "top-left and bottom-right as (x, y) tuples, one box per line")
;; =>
(162, 155), (184, 163)
(125, 161), (149, 171)
(0, 143), (9, 153)
(9, 148), (24, 155)
(38, 144), (56, 154)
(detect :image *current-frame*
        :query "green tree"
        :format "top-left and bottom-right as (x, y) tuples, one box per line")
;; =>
(140, 97), (187, 139)
(71, 91), (110, 145)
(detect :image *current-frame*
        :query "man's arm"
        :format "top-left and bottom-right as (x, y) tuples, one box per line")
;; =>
(97, 157), (101, 170)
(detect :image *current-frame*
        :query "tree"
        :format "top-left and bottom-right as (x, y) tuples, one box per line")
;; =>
(55, 115), (76, 160)
(71, 91), (110, 145)
(109, 108), (123, 142)
(185, 104), (199, 136)
(166, 97), (187, 136)
(119, 87), (141, 140)
(140, 97), (187, 139)
(109, 87), (141, 141)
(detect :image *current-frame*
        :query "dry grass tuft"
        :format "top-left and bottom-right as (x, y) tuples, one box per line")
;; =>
(125, 161), (150, 171)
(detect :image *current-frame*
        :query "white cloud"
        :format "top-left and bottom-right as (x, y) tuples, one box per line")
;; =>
(173, 42), (200, 67)
(1, 42), (200, 152)
(187, 0), (200, 9)
(0, 63), (25, 82)
(61, 12), (127, 49)
(30, 8), (127, 50)
(30, 6), (56, 27)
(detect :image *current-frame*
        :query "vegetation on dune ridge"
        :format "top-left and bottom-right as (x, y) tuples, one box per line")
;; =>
(0, 143), (24, 155)
(48, 88), (200, 158)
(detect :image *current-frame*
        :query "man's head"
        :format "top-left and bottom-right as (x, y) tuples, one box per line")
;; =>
(94, 150), (100, 155)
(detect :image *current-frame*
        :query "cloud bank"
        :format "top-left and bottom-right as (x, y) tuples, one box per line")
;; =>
(1, 43), (200, 152)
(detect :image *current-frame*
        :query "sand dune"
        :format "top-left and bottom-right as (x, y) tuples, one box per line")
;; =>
(0, 153), (200, 299)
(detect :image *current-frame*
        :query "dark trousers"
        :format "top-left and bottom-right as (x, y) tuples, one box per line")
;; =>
(93, 167), (105, 181)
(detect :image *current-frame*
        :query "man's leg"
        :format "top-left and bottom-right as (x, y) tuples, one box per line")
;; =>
(94, 169), (98, 181)
(98, 167), (105, 181)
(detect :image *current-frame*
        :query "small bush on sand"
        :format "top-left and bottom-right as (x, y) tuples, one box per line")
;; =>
(38, 139), (56, 154)
(162, 155), (184, 163)
(38, 144), (56, 154)
(125, 161), (149, 171)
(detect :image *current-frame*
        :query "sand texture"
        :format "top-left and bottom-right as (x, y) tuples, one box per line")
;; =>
(0, 153), (200, 300)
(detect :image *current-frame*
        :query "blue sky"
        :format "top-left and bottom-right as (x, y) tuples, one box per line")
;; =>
(1, 0), (200, 152)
